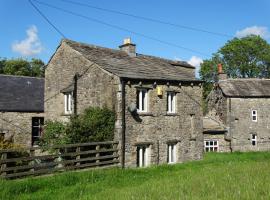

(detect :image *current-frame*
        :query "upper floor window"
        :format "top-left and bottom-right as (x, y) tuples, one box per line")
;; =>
(167, 92), (176, 113)
(252, 110), (257, 122)
(64, 92), (73, 114)
(136, 89), (148, 112)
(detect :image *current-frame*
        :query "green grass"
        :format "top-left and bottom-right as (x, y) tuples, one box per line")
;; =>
(1, 152), (270, 200)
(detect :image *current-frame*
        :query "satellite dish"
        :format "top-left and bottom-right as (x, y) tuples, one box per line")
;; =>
(128, 102), (137, 113)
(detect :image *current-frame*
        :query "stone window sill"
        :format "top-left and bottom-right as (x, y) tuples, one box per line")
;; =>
(61, 113), (73, 116)
(137, 112), (153, 116)
(165, 113), (179, 116)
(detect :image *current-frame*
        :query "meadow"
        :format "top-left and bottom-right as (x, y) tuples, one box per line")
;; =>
(1, 152), (270, 200)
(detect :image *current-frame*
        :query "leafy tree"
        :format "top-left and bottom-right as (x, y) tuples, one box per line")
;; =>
(200, 35), (270, 99)
(0, 58), (45, 77)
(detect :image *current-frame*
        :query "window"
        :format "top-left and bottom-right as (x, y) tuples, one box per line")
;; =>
(167, 92), (176, 113)
(136, 89), (148, 112)
(252, 110), (257, 122)
(167, 144), (177, 164)
(251, 134), (257, 146)
(32, 117), (44, 146)
(64, 92), (73, 114)
(137, 146), (150, 167)
(204, 140), (219, 152)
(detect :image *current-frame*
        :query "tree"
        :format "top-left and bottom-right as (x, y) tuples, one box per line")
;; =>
(200, 35), (270, 99)
(0, 58), (45, 77)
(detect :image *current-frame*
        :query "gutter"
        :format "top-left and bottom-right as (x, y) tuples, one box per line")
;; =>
(120, 78), (126, 168)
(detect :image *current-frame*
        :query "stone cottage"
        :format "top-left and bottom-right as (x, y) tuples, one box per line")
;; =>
(204, 65), (270, 152)
(0, 75), (44, 147)
(45, 38), (203, 168)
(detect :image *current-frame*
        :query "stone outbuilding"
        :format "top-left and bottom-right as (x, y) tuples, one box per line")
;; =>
(204, 65), (270, 152)
(45, 38), (204, 168)
(0, 75), (44, 147)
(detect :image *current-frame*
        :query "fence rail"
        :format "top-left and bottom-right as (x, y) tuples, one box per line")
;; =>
(0, 141), (119, 179)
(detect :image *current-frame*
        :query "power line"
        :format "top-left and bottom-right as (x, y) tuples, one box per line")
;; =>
(60, 0), (233, 38)
(28, 0), (66, 38)
(32, 0), (210, 56)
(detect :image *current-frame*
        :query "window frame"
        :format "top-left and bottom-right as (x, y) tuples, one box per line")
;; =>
(167, 143), (177, 164)
(64, 92), (73, 114)
(251, 134), (257, 146)
(251, 110), (257, 122)
(204, 140), (219, 152)
(32, 117), (44, 146)
(137, 145), (150, 167)
(137, 89), (148, 113)
(167, 92), (176, 114)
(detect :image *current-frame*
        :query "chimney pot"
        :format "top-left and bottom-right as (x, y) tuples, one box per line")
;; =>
(217, 63), (227, 81)
(218, 63), (223, 74)
(119, 38), (136, 57)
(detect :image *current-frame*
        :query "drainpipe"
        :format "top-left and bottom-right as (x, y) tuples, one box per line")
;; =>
(73, 73), (79, 116)
(121, 78), (126, 168)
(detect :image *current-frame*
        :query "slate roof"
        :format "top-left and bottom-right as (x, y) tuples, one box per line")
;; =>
(63, 39), (199, 81)
(0, 75), (44, 112)
(218, 79), (270, 97)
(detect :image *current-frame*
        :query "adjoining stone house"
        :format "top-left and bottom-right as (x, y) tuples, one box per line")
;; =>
(0, 75), (44, 147)
(204, 65), (270, 152)
(45, 38), (203, 168)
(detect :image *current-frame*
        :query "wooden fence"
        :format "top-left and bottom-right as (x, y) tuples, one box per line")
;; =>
(0, 141), (119, 179)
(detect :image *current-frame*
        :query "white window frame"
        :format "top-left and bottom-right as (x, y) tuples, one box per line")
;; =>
(137, 146), (150, 167)
(168, 143), (177, 164)
(137, 89), (148, 113)
(251, 134), (257, 146)
(252, 110), (257, 122)
(167, 92), (176, 113)
(204, 140), (219, 152)
(64, 92), (73, 114)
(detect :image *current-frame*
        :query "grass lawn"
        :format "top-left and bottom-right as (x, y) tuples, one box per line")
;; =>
(1, 152), (270, 200)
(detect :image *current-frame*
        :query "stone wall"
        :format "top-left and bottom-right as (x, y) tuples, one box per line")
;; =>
(123, 81), (203, 167)
(230, 98), (270, 151)
(0, 112), (44, 147)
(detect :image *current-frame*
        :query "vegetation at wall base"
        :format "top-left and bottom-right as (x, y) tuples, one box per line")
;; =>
(1, 152), (270, 200)
(41, 107), (115, 146)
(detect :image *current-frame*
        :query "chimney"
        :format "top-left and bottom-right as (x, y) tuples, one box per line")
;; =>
(119, 38), (136, 57)
(217, 63), (227, 81)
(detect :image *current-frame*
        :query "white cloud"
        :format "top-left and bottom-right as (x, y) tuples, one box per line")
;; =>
(236, 26), (270, 39)
(12, 25), (44, 56)
(188, 56), (203, 78)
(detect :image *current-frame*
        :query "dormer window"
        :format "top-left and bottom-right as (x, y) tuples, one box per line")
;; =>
(136, 89), (148, 112)
(64, 92), (73, 114)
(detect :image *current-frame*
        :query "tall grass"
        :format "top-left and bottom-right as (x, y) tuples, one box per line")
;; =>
(1, 152), (270, 200)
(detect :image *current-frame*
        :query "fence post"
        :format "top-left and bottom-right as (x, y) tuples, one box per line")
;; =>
(96, 145), (100, 164)
(113, 143), (118, 161)
(29, 149), (35, 172)
(76, 146), (80, 166)
(1, 152), (7, 177)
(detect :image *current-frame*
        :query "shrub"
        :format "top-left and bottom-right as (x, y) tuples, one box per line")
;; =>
(41, 107), (115, 146)
(65, 107), (115, 143)
(40, 120), (67, 147)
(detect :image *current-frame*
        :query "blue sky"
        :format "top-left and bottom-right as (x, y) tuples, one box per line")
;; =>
(1, 0), (270, 77)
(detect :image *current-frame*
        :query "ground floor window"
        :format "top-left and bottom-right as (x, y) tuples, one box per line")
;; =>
(137, 145), (150, 167)
(251, 134), (257, 146)
(167, 143), (177, 164)
(32, 117), (44, 146)
(204, 140), (219, 152)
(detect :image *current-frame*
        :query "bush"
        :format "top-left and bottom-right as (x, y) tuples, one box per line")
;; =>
(41, 107), (115, 146)
(40, 120), (67, 147)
